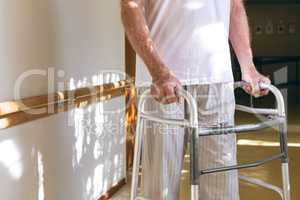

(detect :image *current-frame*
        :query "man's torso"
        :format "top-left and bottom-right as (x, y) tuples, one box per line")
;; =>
(135, 0), (234, 86)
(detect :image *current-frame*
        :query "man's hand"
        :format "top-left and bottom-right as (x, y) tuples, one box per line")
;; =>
(151, 70), (182, 104)
(242, 65), (271, 97)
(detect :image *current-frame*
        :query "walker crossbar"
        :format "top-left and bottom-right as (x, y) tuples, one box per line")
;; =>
(236, 104), (279, 115)
(196, 117), (285, 136)
(131, 82), (291, 200)
(140, 113), (284, 133)
(199, 153), (285, 175)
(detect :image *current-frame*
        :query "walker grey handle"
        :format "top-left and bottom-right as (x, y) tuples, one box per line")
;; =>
(234, 82), (286, 117)
(138, 88), (198, 127)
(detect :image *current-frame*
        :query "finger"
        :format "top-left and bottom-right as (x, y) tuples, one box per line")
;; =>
(259, 77), (271, 96)
(243, 81), (256, 96)
(177, 96), (184, 105)
(162, 86), (177, 104)
(260, 89), (269, 96)
(150, 84), (159, 96)
(174, 86), (184, 103)
(161, 96), (177, 104)
(160, 91), (169, 104)
(151, 84), (163, 103)
(243, 85), (252, 94)
(154, 96), (162, 103)
(164, 96), (178, 104)
(242, 81), (251, 92)
(251, 81), (261, 97)
(165, 92), (178, 104)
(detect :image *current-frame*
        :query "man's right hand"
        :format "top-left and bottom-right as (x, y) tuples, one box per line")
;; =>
(150, 70), (182, 104)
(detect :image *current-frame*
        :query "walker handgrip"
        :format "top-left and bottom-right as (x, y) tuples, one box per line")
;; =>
(234, 82), (286, 117)
(234, 81), (270, 90)
(259, 82), (270, 90)
(138, 88), (199, 127)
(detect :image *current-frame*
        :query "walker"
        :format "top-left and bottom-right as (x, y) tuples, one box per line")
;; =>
(131, 82), (291, 200)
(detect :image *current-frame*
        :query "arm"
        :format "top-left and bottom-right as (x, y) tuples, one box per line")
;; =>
(229, 0), (270, 96)
(120, 0), (181, 104)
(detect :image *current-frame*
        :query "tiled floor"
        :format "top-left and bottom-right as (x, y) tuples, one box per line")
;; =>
(112, 85), (300, 200)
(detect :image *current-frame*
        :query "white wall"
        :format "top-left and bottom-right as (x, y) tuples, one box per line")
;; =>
(0, 0), (126, 199)
(0, 98), (126, 200)
(0, 0), (125, 101)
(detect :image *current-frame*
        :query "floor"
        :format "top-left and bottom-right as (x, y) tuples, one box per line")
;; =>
(112, 85), (300, 200)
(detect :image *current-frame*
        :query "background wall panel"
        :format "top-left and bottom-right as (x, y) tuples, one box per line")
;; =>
(247, 4), (300, 56)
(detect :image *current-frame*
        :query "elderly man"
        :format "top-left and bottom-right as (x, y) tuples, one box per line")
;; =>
(121, 0), (270, 199)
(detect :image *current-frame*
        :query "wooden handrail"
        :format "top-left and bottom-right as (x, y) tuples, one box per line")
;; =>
(0, 79), (134, 130)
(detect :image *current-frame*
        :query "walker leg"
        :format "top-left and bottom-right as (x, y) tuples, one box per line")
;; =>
(282, 163), (291, 200)
(190, 127), (199, 200)
(279, 122), (291, 200)
(191, 185), (199, 200)
(131, 116), (144, 200)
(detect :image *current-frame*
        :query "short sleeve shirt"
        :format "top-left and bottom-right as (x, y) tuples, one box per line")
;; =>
(135, 0), (234, 86)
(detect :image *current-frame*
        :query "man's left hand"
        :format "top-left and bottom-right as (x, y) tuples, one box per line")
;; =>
(242, 65), (271, 97)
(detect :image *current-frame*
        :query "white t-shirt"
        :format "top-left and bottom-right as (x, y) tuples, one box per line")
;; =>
(135, 0), (234, 87)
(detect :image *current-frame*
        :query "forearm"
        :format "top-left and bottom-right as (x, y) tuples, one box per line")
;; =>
(229, 0), (255, 73)
(120, 0), (169, 79)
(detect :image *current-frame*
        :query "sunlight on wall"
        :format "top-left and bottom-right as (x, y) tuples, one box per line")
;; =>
(70, 72), (124, 165)
(73, 107), (85, 165)
(93, 164), (104, 199)
(67, 71), (126, 200)
(0, 140), (22, 179)
(0, 118), (10, 129)
(0, 101), (19, 115)
(86, 177), (92, 195)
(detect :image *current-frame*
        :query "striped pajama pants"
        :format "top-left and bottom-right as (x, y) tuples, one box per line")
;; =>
(138, 83), (240, 200)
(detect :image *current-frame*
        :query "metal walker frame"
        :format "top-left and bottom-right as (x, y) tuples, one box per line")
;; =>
(131, 82), (291, 200)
